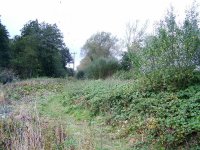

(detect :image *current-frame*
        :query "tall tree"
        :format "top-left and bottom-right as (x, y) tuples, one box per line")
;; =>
(124, 21), (147, 73)
(11, 20), (72, 78)
(182, 1), (200, 67)
(81, 32), (119, 62)
(11, 35), (41, 78)
(0, 19), (10, 68)
(60, 47), (73, 69)
(38, 23), (66, 77)
(77, 56), (91, 71)
(141, 4), (200, 89)
(143, 7), (180, 72)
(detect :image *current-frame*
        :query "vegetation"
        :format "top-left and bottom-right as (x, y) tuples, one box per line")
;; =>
(0, 19), (10, 69)
(1, 79), (129, 150)
(77, 32), (120, 79)
(84, 57), (119, 79)
(62, 79), (200, 149)
(1, 78), (200, 149)
(0, 19), (73, 81)
(81, 32), (119, 62)
(140, 5), (200, 90)
(0, 1), (200, 150)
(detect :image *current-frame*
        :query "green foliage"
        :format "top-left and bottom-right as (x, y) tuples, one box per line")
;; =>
(66, 68), (75, 77)
(81, 32), (119, 61)
(141, 4), (200, 90)
(124, 21), (147, 75)
(60, 47), (73, 69)
(4, 78), (65, 101)
(0, 19), (10, 68)
(61, 79), (200, 149)
(11, 35), (42, 78)
(10, 20), (72, 78)
(1, 2), (200, 150)
(79, 32), (120, 78)
(76, 70), (85, 79)
(0, 69), (18, 84)
(112, 70), (134, 80)
(84, 57), (119, 79)
(143, 68), (200, 91)
(120, 52), (132, 71)
(2, 78), (200, 149)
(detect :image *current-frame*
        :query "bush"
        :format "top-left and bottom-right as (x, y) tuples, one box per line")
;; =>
(0, 69), (18, 84)
(143, 67), (200, 91)
(76, 70), (85, 79)
(85, 57), (119, 79)
(112, 70), (135, 80)
(120, 52), (132, 71)
(62, 79), (200, 149)
(66, 68), (74, 77)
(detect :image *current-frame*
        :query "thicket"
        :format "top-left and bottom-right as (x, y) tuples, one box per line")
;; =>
(84, 57), (119, 79)
(0, 20), (10, 69)
(124, 4), (200, 90)
(77, 32), (120, 79)
(0, 19), (73, 81)
(68, 3), (200, 148)
(77, 2), (200, 86)
(62, 79), (200, 149)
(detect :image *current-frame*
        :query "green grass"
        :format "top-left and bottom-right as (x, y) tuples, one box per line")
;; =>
(59, 79), (200, 149)
(1, 78), (200, 149)
(37, 80), (129, 149)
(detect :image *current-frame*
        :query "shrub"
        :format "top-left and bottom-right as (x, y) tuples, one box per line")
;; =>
(85, 57), (119, 79)
(63, 79), (200, 149)
(112, 70), (134, 80)
(143, 67), (200, 91)
(120, 52), (132, 71)
(66, 68), (74, 77)
(0, 69), (18, 84)
(76, 70), (85, 79)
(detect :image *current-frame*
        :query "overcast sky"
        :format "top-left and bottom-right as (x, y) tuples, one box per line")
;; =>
(0, 0), (197, 67)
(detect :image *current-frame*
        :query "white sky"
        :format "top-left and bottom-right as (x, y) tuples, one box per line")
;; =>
(0, 0), (197, 68)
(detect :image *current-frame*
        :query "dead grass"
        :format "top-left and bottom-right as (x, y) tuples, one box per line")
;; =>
(0, 102), (75, 150)
(1, 79), (130, 150)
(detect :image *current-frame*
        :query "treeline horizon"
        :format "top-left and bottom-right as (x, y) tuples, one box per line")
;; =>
(76, 1), (200, 90)
(0, 19), (73, 82)
(0, 1), (200, 89)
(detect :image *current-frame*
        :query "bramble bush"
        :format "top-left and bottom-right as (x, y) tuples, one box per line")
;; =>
(62, 79), (200, 149)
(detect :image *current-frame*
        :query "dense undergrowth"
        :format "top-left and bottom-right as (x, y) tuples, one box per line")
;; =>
(62, 79), (200, 149)
(1, 78), (200, 149)
(0, 79), (76, 150)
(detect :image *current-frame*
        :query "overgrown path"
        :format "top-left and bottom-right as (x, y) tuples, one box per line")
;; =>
(1, 79), (131, 150)
(39, 91), (130, 150)
(2, 78), (200, 149)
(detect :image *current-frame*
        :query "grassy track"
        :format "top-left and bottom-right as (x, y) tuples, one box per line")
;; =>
(1, 78), (200, 149)
(38, 80), (130, 150)
(1, 78), (130, 150)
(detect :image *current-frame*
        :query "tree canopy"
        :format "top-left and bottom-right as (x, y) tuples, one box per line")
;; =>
(10, 20), (72, 78)
(0, 19), (10, 68)
(81, 32), (119, 62)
